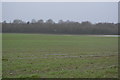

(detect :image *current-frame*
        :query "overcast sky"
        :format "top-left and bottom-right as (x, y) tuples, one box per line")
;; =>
(2, 2), (118, 23)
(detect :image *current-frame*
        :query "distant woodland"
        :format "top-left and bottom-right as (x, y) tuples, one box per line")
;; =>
(2, 19), (119, 35)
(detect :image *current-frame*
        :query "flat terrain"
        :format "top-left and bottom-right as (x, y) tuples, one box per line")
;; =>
(2, 33), (118, 78)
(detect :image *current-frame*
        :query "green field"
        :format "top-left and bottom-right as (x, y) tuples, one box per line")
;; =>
(2, 33), (118, 78)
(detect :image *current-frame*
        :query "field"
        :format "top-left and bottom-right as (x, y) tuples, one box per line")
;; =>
(2, 33), (118, 78)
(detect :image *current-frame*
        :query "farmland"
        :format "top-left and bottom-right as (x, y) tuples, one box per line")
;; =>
(2, 33), (118, 78)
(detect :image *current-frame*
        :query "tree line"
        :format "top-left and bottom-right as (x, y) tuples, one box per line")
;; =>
(2, 19), (119, 35)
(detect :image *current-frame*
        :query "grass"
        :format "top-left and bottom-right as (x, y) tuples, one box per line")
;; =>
(2, 33), (118, 78)
(0, 33), (2, 79)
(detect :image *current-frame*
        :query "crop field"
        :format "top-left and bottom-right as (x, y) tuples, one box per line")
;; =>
(2, 33), (118, 78)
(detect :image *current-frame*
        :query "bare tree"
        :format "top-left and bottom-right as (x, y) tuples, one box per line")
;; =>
(13, 19), (24, 24)
(58, 20), (64, 24)
(46, 19), (54, 24)
(31, 19), (36, 23)
(37, 19), (44, 24)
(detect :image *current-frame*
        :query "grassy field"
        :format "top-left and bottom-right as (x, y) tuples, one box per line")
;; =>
(2, 33), (118, 78)
(0, 33), (2, 79)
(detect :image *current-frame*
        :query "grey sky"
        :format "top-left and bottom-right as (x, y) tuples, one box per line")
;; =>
(2, 2), (118, 23)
